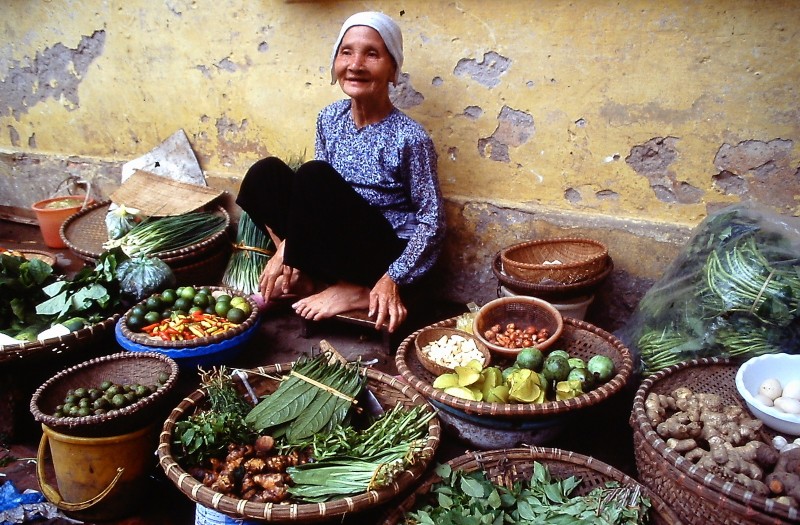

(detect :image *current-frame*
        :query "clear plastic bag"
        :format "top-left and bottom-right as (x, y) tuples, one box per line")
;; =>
(117, 255), (176, 302)
(105, 203), (144, 240)
(616, 203), (800, 376)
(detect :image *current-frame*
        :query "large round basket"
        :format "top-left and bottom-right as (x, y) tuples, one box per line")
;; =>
(379, 446), (682, 525)
(472, 296), (564, 357)
(29, 351), (179, 438)
(492, 251), (614, 300)
(397, 317), (632, 418)
(500, 238), (609, 285)
(60, 200), (230, 265)
(117, 287), (260, 349)
(157, 363), (441, 523)
(0, 313), (121, 365)
(630, 357), (797, 525)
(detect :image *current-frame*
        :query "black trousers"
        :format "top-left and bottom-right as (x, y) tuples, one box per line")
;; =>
(236, 157), (407, 288)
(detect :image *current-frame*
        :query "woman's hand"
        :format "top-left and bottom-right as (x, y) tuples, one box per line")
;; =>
(369, 273), (406, 333)
(259, 239), (298, 300)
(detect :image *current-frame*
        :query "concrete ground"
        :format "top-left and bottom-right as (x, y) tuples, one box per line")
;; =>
(0, 218), (637, 525)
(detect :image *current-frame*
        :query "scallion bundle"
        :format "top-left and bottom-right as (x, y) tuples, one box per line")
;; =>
(222, 211), (273, 295)
(103, 211), (226, 257)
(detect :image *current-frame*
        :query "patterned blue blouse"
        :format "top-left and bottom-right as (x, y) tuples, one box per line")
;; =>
(315, 99), (446, 286)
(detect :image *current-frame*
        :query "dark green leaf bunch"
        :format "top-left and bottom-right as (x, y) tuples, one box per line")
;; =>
(404, 461), (652, 525)
(0, 253), (56, 337)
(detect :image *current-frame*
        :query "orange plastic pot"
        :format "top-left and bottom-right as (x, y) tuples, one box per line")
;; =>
(31, 196), (92, 248)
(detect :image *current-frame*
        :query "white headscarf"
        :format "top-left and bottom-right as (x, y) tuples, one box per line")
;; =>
(329, 11), (404, 85)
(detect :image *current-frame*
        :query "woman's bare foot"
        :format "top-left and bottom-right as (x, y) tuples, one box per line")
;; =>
(292, 282), (369, 321)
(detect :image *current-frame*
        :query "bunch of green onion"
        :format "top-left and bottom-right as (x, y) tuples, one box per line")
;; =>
(221, 212), (273, 295)
(103, 211), (227, 257)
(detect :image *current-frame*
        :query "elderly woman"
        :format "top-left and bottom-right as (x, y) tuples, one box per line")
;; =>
(236, 11), (446, 333)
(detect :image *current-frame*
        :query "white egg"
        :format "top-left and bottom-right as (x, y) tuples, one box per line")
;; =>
(781, 379), (800, 400)
(773, 396), (800, 415)
(755, 393), (775, 407)
(759, 378), (783, 400)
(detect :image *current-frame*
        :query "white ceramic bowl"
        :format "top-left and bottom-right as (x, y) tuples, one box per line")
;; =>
(735, 353), (800, 436)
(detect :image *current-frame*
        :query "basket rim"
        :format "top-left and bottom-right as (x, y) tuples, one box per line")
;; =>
(500, 238), (608, 271)
(379, 445), (683, 525)
(0, 312), (121, 364)
(29, 350), (179, 430)
(472, 296), (564, 356)
(60, 200), (230, 262)
(118, 286), (259, 348)
(0, 247), (57, 266)
(492, 251), (614, 294)
(156, 364), (441, 522)
(396, 316), (633, 418)
(414, 327), (492, 376)
(630, 357), (799, 523)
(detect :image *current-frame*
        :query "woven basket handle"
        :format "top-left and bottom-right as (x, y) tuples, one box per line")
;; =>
(36, 432), (124, 512)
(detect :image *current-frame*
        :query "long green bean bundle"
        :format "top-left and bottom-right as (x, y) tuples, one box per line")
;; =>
(103, 211), (227, 256)
(222, 211), (273, 295)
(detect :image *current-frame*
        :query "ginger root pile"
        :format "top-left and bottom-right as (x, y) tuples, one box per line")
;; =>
(644, 387), (800, 503)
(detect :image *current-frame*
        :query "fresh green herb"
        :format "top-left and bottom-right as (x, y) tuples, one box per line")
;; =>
(404, 461), (652, 525)
(0, 253), (56, 337)
(222, 211), (274, 295)
(103, 211), (227, 257)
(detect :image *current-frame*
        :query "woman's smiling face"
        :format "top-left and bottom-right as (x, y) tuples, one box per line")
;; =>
(333, 25), (397, 102)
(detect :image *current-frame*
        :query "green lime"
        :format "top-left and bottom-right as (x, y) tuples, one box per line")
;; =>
(189, 306), (203, 315)
(161, 289), (177, 305)
(588, 355), (615, 383)
(173, 297), (192, 313)
(193, 293), (210, 308)
(226, 307), (247, 324)
(230, 297), (252, 316)
(145, 295), (164, 312)
(542, 355), (571, 382)
(214, 301), (231, 317)
(144, 311), (162, 326)
(179, 286), (197, 301)
(131, 305), (148, 318)
(127, 313), (144, 331)
(215, 294), (232, 304)
(514, 347), (544, 371)
(548, 349), (570, 361)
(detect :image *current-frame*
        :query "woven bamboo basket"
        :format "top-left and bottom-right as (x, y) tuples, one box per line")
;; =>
(500, 238), (609, 285)
(29, 351), (179, 438)
(414, 327), (491, 376)
(492, 251), (614, 300)
(379, 446), (683, 525)
(0, 313), (121, 365)
(396, 316), (633, 418)
(630, 357), (798, 525)
(472, 296), (564, 356)
(157, 364), (441, 523)
(60, 200), (230, 265)
(118, 286), (260, 349)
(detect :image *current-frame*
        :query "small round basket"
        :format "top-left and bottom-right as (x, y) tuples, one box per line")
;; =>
(29, 351), (179, 438)
(414, 327), (491, 376)
(630, 357), (797, 525)
(117, 287), (259, 349)
(397, 317), (633, 420)
(500, 238), (609, 285)
(473, 296), (564, 357)
(378, 446), (682, 525)
(157, 363), (441, 523)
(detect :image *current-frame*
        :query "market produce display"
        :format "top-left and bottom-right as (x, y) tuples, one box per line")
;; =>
(222, 211), (274, 296)
(619, 204), (800, 375)
(103, 210), (227, 257)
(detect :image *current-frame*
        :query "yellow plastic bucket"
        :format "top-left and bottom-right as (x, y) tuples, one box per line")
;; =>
(37, 423), (157, 521)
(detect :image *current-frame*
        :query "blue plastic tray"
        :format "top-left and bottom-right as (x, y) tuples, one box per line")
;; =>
(115, 319), (259, 368)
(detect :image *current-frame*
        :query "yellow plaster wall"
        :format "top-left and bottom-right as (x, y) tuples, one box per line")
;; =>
(2, 0), (799, 224)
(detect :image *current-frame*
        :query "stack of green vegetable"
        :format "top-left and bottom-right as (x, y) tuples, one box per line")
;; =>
(221, 211), (273, 295)
(103, 211), (226, 257)
(618, 203), (800, 376)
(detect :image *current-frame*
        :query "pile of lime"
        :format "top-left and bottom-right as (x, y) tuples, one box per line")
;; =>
(126, 286), (252, 332)
(431, 347), (615, 404)
(53, 372), (170, 418)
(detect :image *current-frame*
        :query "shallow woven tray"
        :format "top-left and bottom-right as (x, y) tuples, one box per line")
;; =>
(379, 446), (682, 525)
(630, 357), (796, 525)
(157, 364), (441, 523)
(60, 200), (230, 264)
(396, 316), (633, 418)
(118, 287), (259, 349)
(501, 238), (609, 285)
(492, 251), (613, 300)
(0, 247), (56, 266)
(29, 351), (179, 438)
(0, 313), (121, 365)
(472, 296), (564, 356)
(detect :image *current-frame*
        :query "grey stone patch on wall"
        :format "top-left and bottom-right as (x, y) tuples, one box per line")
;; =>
(478, 106), (534, 162)
(389, 73), (424, 109)
(432, 76), (443, 87)
(1, 30), (106, 120)
(8, 126), (19, 148)
(210, 116), (269, 166)
(596, 189), (619, 201)
(453, 51), (510, 88)
(712, 139), (798, 214)
(565, 188), (582, 204)
(626, 136), (703, 204)
(463, 106), (483, 120)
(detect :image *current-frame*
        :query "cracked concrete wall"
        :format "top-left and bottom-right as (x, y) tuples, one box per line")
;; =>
(1, 0), (799, 321)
